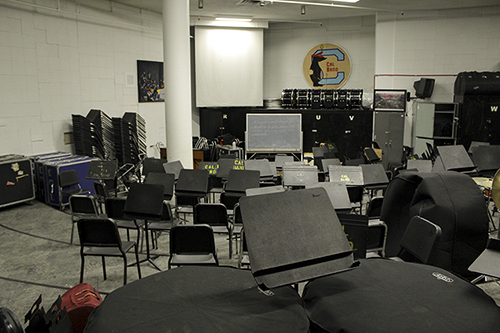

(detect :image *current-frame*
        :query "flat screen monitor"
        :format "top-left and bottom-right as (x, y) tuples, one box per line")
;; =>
(373, 89), (407, 112)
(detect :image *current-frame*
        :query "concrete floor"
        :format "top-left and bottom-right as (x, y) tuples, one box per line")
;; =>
(0, 199), (240, 325)
(1, 199), (500, 329)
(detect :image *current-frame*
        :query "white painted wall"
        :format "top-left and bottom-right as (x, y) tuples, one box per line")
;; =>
(263, 16), (376, 102)
(1, 0), (500, 157)
(375, 7), (500, 145)
(0, 0), (168, 157)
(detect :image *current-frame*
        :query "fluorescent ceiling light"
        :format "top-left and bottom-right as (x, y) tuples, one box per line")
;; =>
(267, 1), (360, 6)
(215, 17), (253, 22)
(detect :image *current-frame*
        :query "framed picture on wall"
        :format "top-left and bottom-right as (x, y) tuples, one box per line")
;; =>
(137, 60), (164, 103)
(373, 89), (407, 112)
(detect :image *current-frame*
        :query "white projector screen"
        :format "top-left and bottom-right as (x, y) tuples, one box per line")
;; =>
(195, 26), (264, 107)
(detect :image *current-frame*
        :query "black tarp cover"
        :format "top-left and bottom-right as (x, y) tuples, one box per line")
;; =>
(380, 171), (489, 278)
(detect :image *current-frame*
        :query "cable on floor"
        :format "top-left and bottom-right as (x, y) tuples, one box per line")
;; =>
(0, 222), (75, 246)
(0, 275), (109, 295)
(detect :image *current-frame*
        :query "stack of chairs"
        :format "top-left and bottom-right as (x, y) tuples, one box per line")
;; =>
(86, 109), (114, 160)
(113, 112), (147, 166)
(72, 110), (114, 160)
(72, 114), (94, 157)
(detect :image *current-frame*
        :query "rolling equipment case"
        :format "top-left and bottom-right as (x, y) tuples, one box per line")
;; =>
(0, 154), (35, 208)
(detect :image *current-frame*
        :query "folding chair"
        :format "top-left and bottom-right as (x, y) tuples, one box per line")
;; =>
(69, 195), (101, 244)
(59, 170), (91, 210)
(77, 218), (141, 285)
(168, 224), (219, 269)
(194, 203), (233, 257)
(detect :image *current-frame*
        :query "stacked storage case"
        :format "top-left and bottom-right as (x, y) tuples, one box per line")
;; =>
(0, 154), (35, 208)
(31, 152), (72, 202)
(44, 156), (97, 208)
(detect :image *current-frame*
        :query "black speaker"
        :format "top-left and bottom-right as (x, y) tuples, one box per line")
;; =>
(454, 71), (500, 96)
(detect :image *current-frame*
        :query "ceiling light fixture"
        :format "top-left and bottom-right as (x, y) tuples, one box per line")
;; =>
(301, 5), (306, 15)
(198, 0), (203, 9)
(265, 0), (361, 8)
(215, 17), (253, 22)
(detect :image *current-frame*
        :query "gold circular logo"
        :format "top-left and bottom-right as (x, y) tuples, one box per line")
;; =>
(303, 43), (351, 89)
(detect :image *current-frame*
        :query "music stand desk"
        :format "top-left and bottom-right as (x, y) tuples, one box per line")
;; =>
(124, 183), (164, 271)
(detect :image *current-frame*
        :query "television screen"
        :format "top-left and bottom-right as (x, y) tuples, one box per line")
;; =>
(373, 89), (407, 112)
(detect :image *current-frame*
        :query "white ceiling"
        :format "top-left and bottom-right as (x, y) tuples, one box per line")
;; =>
(112, 0), (500, 22)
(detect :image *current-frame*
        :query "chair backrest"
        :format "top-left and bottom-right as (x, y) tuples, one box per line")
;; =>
(144, 172), (175, 200)
(142, 157), (167, 176)
(347, 186), (363, 203)
(59, 170), (80, 187)
(70, 195), (99, 215)
(124, 183), (164, 219)
(105, 197), (128, 220)
(366, 196), (384, 218)
(170, 224), (216, 254)
(77, 218), (122, 248)
(398, 216), (442, 264)
(233, 203), (243, 224)
(194, 203), (228, 227)
(93, 181), (108, 199)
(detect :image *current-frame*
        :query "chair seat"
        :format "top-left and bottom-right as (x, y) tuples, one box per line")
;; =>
(176, 206), (194, 214)
(148, 221), (177, 231)
(169, 253), (218, 266)
(233, 225), (243, 234)
(66, 188), (91, 196)
(115, 220), (145, 230)
(83, 241), (136, 257)
(240, 254), (250, 266)
(211, 226), (229, 234)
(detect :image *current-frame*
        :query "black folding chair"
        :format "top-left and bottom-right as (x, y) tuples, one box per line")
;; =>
(77, 218), (141, 285)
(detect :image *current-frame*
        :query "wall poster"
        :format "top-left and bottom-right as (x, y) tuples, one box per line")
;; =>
(303, 43), (351, 89)
(137, 60), (164, 102)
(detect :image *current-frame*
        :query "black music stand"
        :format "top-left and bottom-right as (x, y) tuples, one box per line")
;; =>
(163, 160), (183, 181)
(328, 165), (364, 186)
(361, 164), (390, 198)
(224, 169), (261, 195)
(471, 145), (500, 177)
(144, 172), (175, 201)
(124, 183), (164, 271)
(239, 188), (355, 289)
(175, 169), (209, 219)
(436, 145), (476, 173)
(244, 159), (276, 183)
(86, 160), (118, 180)
(216, 158), (237, 180)
(321, 158), (341, 173)
(86, 160), (118, 194)
(306, 182), (352, 212)
(406, 159), (433, 173)
(142, 158), (167, 178)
